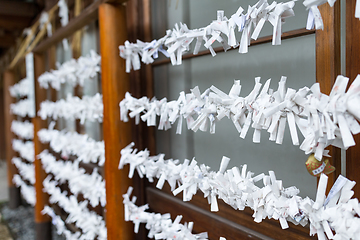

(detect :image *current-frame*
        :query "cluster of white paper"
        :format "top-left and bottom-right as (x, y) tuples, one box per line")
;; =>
(12, 174), (36, 206)
(11, 120), (34, 139)
(10, 98), (35, 118)
(9, 78), (32, 98)
(12, 139), (34, 162)
(120, 143), (360, 239)
(38, 150), (106, 207)
(42, 206), (85, 240)
(121, 75), (360, 161)
(123, 187), (209, 240)
(43, 176), (107, 240)
(38, 50), (101, 90)
(119, 0), (296, 72)
(38, 93), (103, 124)
(12, 157), (35, 184)
(37, 126), (105, 166)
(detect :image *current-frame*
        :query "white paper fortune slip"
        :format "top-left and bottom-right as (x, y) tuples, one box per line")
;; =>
(120, 75), (360, 161)
(119, 0), (296, 72)
(120, 143), (360, 239)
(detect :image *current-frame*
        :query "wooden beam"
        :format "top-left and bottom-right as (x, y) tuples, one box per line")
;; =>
(0, 15), (32, 30)
(3, 70), (21, 209)
(0, 33), (16, 48)
(316, 1), (341, 191)
(32, 53), (52, 240)
(0, 0), (39, 18)
(99, 2), (134, 240)
(346, 0), (360, 199)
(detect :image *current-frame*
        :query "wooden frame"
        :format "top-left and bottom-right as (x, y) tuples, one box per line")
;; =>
(346, 0), (360, 199)
(2, 0), (359, 239)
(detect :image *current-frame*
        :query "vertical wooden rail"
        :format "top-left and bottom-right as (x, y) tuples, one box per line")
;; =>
(99, 2), (134, 240)
(32, 53), (52, 240)
(3, 70), (21, 208)
(346, 0), (360, 199)
(316, 1), (341, 190)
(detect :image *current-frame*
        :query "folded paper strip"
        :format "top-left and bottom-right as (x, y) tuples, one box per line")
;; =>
(120, 143), (360, 239)
(121, 75), (360, 161)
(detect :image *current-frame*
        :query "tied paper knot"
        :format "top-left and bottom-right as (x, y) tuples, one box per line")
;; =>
(12, 139), (34, 162)
(9, 77), (32, 98)
(38, 150), (106, 207)
(12, 157), (35, 184)
(12, 175), (35, 206)
(304, 0), (360, 29)
(38, 93), (103, 124)
(42, 176), (107, 240)
(119, 0), (296, 72)
(119, 143), (360, 239)
(11, 120), (34, 139)
(10, 98), (35, 118)
(123, 187), (211, 240)
(38, 50), (101, 90)
(37, 126), (105, 166)
(120, 75), (360, 161)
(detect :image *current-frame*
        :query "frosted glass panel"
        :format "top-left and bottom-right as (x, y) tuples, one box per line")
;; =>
(56, 43), (75, 132)
(152, 0), (317, 199)
(81, 22), (101, 141)
(154, 34), (317, 199)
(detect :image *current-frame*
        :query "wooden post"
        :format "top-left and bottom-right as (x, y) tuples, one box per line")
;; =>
(99, 2), (134, 239)
(346, 0), (360, 199)
(3, 70), (21, 208)
(316, 1), (341, 191)
(32, 53), (52, 240)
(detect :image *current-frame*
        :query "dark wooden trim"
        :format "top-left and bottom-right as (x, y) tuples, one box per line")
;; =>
(147, 187), (316, 240)
(152, 28), (315, 66)
(346, 0), (360, 199)
(315, 1), (341, 192)
(99, 2), (134, 239)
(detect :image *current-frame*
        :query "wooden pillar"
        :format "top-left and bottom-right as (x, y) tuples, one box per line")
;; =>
(316, 1), (341, 190)
(99, 2), (134, 240)
(32, 53), (52, 240)
(3, 70), (21, 208)
(346, 0), (360, 199)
